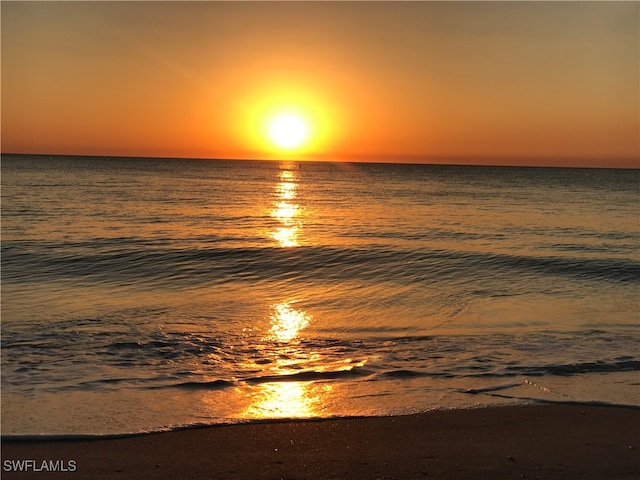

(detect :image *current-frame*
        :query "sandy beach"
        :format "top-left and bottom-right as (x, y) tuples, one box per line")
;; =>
(2, 404), (638, 479)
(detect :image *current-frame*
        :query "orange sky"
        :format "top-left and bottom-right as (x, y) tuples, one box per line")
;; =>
(2, 1), (638, 168)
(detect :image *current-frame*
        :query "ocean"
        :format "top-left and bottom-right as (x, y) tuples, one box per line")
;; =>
(2, 155), (638, 436)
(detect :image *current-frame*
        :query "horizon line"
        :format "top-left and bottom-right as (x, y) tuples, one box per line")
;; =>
(2, 151), (638, 170)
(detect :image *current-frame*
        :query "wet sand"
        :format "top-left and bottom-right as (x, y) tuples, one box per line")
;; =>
(2, 404), (639, 479)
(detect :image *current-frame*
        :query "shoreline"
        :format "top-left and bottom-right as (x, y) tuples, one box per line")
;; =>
(2, 404), (639, 479)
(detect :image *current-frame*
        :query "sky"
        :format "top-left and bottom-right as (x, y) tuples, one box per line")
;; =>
(2, 1), (638, 168)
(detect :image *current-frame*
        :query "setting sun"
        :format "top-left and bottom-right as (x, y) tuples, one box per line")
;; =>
(268, 114), (309, 150)
(239, 86), (336, 160)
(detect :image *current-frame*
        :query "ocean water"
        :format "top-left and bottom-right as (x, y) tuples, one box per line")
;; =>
(2, 155), (638, 436)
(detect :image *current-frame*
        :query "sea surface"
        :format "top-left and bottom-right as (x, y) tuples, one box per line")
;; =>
(2, 155), (639, 436)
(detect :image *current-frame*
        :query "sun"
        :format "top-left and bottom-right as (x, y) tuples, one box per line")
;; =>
(267, 114), (309, 150)
(243, 88), (336, 159)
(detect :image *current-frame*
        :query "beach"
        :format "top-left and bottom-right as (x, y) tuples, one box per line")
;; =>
(2, 404), (638, 479)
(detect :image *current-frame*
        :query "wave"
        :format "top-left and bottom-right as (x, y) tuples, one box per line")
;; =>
(162, 366), (374, 391)
(504, 359), (640, 377)
(29, 359), (640, 395)
(3, 241), (638, 288)
(164, 379), (235, 390)
(369, 359), (640, 382)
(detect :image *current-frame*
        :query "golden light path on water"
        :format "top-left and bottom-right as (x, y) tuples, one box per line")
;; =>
(243, 301), (332, 419)
(245, 381), (333, 419)
(270, 166), (302, 247)
(206, 164), (366, 420)
(269, 301), (311, 343)
(249, 166), (341, 418)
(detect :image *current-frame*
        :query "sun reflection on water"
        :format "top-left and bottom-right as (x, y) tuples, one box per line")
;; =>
(270, 165), (303, 247)
(239, 301), (331, 419)
(269, 301), (310, 343)
(244, 381), (332, 419)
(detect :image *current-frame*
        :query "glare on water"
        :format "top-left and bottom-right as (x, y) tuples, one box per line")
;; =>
(244, 381), (332, 419)
(269, 301), (311, 343)
(270, 165), (302, 247)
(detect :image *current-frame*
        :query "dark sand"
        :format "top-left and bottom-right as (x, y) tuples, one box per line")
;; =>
(2, 404), (639, 479)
